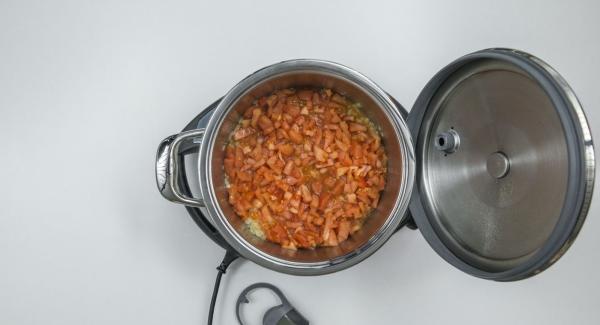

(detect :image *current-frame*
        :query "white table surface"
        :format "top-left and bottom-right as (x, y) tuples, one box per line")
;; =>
(2, 1), (599, 324)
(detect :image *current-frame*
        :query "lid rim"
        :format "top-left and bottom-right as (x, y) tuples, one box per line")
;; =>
(408, 48), (595, 281)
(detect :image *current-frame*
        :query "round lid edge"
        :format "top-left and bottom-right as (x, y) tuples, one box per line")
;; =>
(407, 48), (595, 281)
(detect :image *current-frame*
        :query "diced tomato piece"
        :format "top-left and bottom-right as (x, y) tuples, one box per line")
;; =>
(279, 143), (294, 156)
(289, 129), (303, 144)
(337, 220), (350, 242)
(319, 192), (331, 210)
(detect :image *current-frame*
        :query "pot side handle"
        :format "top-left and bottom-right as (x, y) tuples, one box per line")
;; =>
(155, 129), (206, 207)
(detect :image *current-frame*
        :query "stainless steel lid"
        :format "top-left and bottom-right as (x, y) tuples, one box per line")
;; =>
(408, 48), (595, 281)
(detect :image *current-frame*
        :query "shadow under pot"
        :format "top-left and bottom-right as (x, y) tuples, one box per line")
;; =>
(156, 48), (595, 281)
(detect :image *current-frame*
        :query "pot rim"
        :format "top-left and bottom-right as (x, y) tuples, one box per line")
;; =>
(198, 59), (416, 275)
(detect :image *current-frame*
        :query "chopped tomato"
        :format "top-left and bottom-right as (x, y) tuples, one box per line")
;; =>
(224, 88), (388, 249)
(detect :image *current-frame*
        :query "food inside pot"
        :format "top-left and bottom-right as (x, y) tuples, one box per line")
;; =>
(224, 88), (387, 249)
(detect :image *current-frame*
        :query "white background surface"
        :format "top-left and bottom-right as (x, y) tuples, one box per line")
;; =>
(1, 0), (599, 324)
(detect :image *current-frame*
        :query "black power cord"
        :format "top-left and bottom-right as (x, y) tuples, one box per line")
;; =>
(207, 250), (239, 325)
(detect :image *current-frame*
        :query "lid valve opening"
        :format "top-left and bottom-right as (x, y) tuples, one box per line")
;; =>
(434, 129), (460, 154)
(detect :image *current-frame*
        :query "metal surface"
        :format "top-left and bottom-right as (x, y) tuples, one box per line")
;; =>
(423, 61), (570, 271)
(486, 152), (510, 179)
(156, 129), (206, 208)
(408, 48), (595, 280)
(194, 59), (416, 275)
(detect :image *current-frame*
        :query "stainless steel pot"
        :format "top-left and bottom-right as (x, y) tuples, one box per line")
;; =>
(156, 60), (416, 275)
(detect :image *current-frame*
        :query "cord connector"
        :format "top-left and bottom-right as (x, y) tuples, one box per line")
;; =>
(216, 250), (238, 274)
